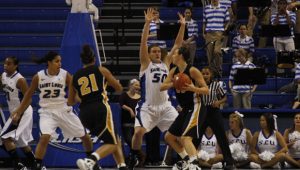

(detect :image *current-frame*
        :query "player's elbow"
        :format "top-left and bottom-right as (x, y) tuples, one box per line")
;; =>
(203, 87), (209, 95)
(115, 85), (123, 93)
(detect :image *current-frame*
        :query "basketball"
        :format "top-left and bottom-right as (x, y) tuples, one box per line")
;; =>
(173, 73), (191, 91)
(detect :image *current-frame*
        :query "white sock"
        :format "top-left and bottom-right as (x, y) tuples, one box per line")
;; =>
(179, 150), (188, 159)
(92, 152), (100, 161)
(117, 163), (126, 168)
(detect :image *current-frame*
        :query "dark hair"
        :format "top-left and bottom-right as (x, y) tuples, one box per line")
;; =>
(238, 24), (247, 29)
(178, 46), (190, 63)
(289, 113), (300, 133)
(151, 6), (159, 12)
(278, 0), (287, 4)
(262, 113), (275, 132)
(33, 51), (59, 64)
(6, 56), (19, 72)
(185, 7), (193, 12)
(80, 44), (95, 64)
(148, 44), (161, 53)
(202, 66), (214, 77)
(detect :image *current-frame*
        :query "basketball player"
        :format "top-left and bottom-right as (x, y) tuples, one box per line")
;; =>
(11, 51), (94, 170)
(0, 56), (35, 170)
(249, 113), (287, 169)
(68, 44), (128, 170)
(129, 8), (187, 168)
(160, 46), (209, 170)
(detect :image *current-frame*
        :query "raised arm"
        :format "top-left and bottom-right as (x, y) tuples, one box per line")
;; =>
(164, 13), (186, 67)
(100, 66), (123, 92)
(160, 68), (176, 91)
(140, 8), (154, 71)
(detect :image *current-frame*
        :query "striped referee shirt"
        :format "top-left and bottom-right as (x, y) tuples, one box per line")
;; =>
(232, 35), (255, 53)
(271, 11), (296, 36)
(186, 19), (199, 44)
(148, 19), (167, 48)
(295, 63), (300, 81)
(229, 61), (256, 93)
(203, 4), (230, 32)
(202, 81), (226, 106)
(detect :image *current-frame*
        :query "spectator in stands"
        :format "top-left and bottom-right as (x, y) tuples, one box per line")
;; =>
(219, 0), (236, 47)
(293, 62), (300, 109)
(119, 79), (140, 157)
(271, 0), (296, 52)
(249, 113), (287, 169)
(288, 0), (300, 48)
(197, 127), (224, 169)
(247, 2), (272, 48)
(183, 7), (199, 65)
(147, 7), (167, 49)
(65, 0), (99, 20)
(232, 24), (255, 62)
(227, 111), (252, 168)
(203, 0), (230, 78)
(229, 48), (257, 109)
(283, 113), (300, 168)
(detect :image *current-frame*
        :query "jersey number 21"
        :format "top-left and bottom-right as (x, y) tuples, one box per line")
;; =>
(78, 74), (99, 96)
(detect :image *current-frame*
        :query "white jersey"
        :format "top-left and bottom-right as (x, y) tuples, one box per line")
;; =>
(200, 134), (218, 155)
(228, 129), (249, 152)
(257, 131), (278, 153)
(288, 131), (300, 158)
(1, 72), (24, 113)
(139, 62), (169, 105)
(38, 68), (68, 109)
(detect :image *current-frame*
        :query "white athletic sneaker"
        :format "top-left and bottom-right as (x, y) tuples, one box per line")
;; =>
(185, 161), (201, 170)
(211, 162), (223, 169)
(284, 161), (292, 168)
(172, 160), (188, 170)
(77, 158), (96, 170)
(250, 162), (261, 169)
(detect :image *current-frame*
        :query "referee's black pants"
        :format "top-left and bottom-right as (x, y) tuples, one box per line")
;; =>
(195, 105), (234, 165)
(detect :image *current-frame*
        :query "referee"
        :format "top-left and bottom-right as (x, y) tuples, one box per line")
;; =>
(195, 66), (236, 170)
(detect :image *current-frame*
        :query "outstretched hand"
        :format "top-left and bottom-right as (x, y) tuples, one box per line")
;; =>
(178, 12), (186, 25)
(144, 8), (154, 23)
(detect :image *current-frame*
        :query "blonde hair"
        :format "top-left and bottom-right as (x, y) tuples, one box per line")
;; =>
(235, 48), (248, 58)
(229, 113), (244, 129)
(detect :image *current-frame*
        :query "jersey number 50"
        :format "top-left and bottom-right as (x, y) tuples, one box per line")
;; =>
(152, 73), (167, 83)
